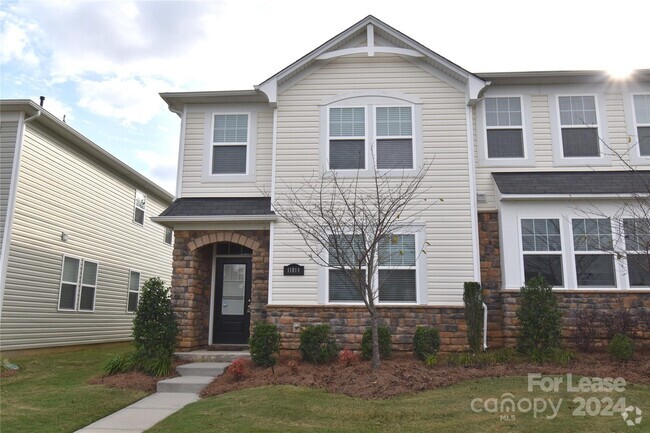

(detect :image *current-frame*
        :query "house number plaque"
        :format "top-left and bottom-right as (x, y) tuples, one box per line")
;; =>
(283, 264), (304, 276)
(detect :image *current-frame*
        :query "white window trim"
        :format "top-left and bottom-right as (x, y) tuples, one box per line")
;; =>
(569, 218), (618, 289)
(57, 254), (82, 312)
(319, 93), (423, 177)
(623, 93), (650, 165)
(78, 259), (99, 312)
(202, 111), (257, 182)
(164, 227), (173, 245)
(133, 190), (146, 226)
(517, 216), (567, 288)
(326, 105), (369, 172)
(319, 225), (427, 305)
(127, 269), (142, 314)
(476, 95), (535, 167)
(550, 93), (612, 167)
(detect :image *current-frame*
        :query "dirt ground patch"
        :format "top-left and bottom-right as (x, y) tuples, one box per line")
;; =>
(0, 369), (19, 379)
(202, 353), (650, 400)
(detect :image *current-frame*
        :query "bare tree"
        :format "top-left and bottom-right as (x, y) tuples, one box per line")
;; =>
(271, 160), (434, 370)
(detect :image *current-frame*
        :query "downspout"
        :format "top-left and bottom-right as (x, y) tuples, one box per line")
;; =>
(0, 110), (41, 318)
(466, 77), (490, 350)
(268, 108), (278, 304)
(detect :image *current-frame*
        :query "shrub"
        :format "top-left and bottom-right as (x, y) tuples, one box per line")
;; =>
(572, 310), (600, 352)
(338, 349), (360, 366)
(424, 354), (438, 368)
(463, 281), (483, 353)
(601, 309), (637, 340)
(552, 349), (578, 365)
(249, 323), (281, 368)
(103, 277), (178, 377)
(299, 324), (338, 364)
(361, 325), (392, 360)
(516, 275), (562, 357)
(608, 333), (635, 362)
(412, 327), (440, 361)
(227, 358), (249, 380)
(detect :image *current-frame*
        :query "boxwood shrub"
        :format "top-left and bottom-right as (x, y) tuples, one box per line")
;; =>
(361, 325), (392, 360)
(412, 326), (440, 360)
(299, 324), (338, 364)
(249, 323), (281, 367)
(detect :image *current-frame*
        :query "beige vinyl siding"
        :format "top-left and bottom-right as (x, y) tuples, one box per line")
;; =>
(272, 54), (474, 306)
(475, 90), (644, 210)
(180, 109), (273, 197)
(0, 120), (18, 252)
(0, 122), (173, 351)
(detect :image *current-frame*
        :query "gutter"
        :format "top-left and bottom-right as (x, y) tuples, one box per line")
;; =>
(0, 110), (41, 318)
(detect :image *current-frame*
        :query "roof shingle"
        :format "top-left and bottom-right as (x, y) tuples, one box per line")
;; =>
(492, 171), (650, 195)
(159, 197), (273, 217)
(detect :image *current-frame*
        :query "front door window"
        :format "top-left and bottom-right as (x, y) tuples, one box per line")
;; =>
(222, 264), (246, 315)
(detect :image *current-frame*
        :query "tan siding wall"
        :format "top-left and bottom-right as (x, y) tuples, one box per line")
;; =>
(180, 109), (273, 197)
(272, 54), (475, 306)
(475, 90), (646, 210)
(0, 123), (173, 350)
(0, 120), (18, 252)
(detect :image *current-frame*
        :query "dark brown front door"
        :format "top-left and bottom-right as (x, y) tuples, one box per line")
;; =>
(213, 258), (252, 344)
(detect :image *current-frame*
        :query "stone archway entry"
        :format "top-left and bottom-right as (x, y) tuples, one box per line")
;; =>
(171, 230), (270, 351)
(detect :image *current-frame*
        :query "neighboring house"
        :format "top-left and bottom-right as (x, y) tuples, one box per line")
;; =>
(156, 16), (649, 352)
(0, 100), (174, 352)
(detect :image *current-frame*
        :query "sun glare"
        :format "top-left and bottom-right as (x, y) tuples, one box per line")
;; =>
(607, 67), (634, 80)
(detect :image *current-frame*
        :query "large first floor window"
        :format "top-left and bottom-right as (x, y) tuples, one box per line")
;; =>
(572, 218), (616, 287)
(624, 218), (650, 287)
(58, 256), (98, 311)
(521, 218), (564, 287)
(327, 233), (417, 303)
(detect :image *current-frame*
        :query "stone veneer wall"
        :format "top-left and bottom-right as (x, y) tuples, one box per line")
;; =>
(267, 305), (468, 352)
(478, 210), (650, 351)
(172, 230), (270, 351)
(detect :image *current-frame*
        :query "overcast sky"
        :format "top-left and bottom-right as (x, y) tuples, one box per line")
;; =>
(2, 0), (649, 194)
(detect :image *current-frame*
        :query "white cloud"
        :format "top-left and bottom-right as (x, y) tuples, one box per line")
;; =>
(135, 149), (177, 194)
(0, 11), (39, 66)
(39, 96), (74, 123)
(77, 77), (169, 125)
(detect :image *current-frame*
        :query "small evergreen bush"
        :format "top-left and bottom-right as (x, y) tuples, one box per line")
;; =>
(463, 281), (483, 353)
(516, 275), (562, 357)
(608, 333), (635, 362)
(361, 325), (392, 360)
(299, 324), (338, 364)
(132, 277), (178, 376)
(249, 323), (281, 367)
(412, 326), (440, 360)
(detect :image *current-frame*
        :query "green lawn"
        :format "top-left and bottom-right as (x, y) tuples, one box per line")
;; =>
(148, 378), (649, 433)
(0, 344), (149, 433)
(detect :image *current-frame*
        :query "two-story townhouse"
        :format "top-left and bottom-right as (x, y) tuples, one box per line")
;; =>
(0, 99), (174, 352)
(157, 16), (649, 353)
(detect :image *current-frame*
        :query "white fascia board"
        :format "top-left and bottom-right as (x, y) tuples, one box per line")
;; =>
(151, 214), (278, 227)
(499, 193), (648, 201)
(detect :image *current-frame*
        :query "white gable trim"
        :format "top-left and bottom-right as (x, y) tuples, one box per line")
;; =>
(316, 46), (424, 61)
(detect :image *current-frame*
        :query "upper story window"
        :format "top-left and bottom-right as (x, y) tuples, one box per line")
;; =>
(633, 95), (650, 157)
(376, 107), (414, 169)
(558, 96), (600, 158)
(211, 114), (249, 175)
(134, 190), (146, 225)
(329, 107), (366, 170)
(321, 93), (421, 175)
(485, 97), (525, 158)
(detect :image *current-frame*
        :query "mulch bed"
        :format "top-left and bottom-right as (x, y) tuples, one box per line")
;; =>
(201, 353), (650, 400)
(0, 369), (19, 379)
(88, 360), (188, 393)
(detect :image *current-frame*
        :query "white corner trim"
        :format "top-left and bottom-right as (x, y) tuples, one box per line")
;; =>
(0, 111), (26, 317)
(175, 106), (187, 197)
(465, 106), (481, 282)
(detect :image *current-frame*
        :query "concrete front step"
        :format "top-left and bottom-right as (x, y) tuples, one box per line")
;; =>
(156, 375), (214, 394)
(175, 350), (250, 363)
(176, 362), (230, 377)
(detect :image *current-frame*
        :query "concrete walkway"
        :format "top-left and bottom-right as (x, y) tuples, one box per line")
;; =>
(75, 352), (249, 433)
